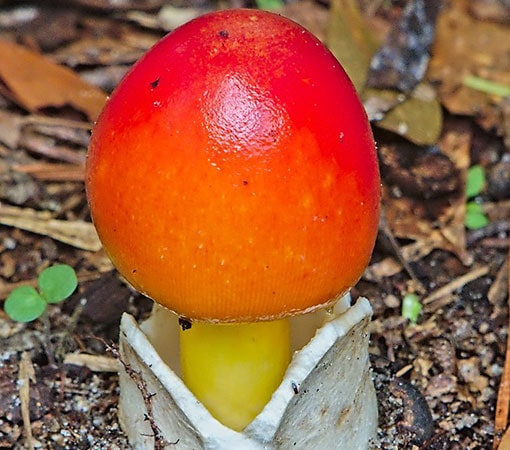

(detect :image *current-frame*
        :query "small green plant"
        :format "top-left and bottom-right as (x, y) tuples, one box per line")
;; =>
(465, 164), (489, 230)
(401, 293), (422, 324)
(4, 264), (78, 323)
(463, 75), (510, 98)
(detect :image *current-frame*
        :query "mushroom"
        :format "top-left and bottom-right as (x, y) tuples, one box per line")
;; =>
(86, 8), (380, 440)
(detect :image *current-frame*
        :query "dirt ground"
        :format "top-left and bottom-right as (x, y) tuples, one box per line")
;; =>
(0, 0), (509, 449)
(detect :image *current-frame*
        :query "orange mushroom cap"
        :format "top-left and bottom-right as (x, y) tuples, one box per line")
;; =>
(86, 9), (380, 322)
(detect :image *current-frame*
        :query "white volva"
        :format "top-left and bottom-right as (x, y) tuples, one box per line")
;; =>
(118, 295), (378, 449)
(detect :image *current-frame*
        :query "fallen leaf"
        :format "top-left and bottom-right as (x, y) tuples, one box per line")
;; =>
(428, 0), (510, 134)
(373, 83), (443, 145)
(0, 39), (107, 121)
(326, 0), (378, 92)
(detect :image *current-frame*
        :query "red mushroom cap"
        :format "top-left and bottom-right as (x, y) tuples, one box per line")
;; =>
(86, 9), (380, 322)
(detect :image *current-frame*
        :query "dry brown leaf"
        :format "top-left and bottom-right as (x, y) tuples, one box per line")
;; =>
(373, 83), (443, 146)
(428, 0), (510, 133)
(327, 0), (379, 92)
(0, 39), (107, 121)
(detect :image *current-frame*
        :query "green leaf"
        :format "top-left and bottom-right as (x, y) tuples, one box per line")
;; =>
(466, 165), (486, 198)
(38, 264), (78, 304)
(255, 0), (284, 9)
(465, 202), (489, 230)
(402, 293), (422, 324)
(4, 286), (46, 322)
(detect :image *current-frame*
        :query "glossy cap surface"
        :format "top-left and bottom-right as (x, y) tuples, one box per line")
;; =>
(86, 9), (380, 322)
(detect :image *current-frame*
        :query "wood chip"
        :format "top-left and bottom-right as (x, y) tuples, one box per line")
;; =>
(64, 353), (118, 372)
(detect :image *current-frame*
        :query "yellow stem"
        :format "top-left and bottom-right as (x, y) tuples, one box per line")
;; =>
(180, 319), (291, 431)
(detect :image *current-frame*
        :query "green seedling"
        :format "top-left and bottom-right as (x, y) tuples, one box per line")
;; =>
(466, 164), (485, 198)
(465, 164), (489, 230)
(463, 75), (510, 98)
(465, 202), (489, 230)
(4, 264), (78, 323)
(402, 293), (422, 324)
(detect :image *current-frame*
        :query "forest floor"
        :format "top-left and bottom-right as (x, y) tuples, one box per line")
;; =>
(0, 0), (509, 449)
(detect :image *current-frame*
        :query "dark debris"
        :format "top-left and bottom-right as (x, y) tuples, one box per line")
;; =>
(367, 0), (442, 93)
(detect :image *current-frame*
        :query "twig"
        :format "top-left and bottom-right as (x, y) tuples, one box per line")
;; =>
(19, 352), (36, 450)
(55, 298), (87, 361)
(495, 245), (510, 449)
(379, 211), (427, 294)
(106, 340), (179, 449)
(40, 310), (55, 366)
(14, 162), (85, 181)
(422, 265), (490, 305)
